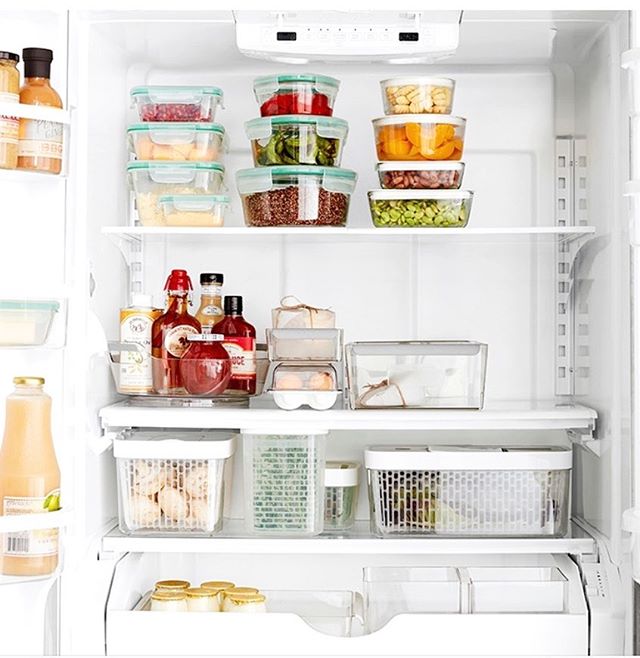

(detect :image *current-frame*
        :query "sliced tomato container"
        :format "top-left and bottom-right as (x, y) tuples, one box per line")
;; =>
(253, 73), (340, 117)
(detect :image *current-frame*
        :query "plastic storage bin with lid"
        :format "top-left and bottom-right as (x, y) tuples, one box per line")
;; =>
(236, 166), (357, 227)
(365, 445), (572, 537)
(130, 85), (224, 122)
(242, 428), (328, 536)
(114, 429), (235, 535)
(324, 461), (359, 532)
(0, 299), (60, 346)
(253, 73), (340, 117)
(127, 123), (226, 162)
(127, 161), (225, 226)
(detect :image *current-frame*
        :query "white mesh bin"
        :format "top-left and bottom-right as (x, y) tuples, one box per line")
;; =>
(242, 429), (327, 536)
(114, 430), (235, 535)
(365, 445), (571, 537)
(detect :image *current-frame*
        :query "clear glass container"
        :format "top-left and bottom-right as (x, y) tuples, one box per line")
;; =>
(0, 299), (59, 346)
(267, 363), (340, 411)
(128, 122), (226, 162)
(254, 73), (340, 117)
(323, 461), (359, 532)
(266, 328), (343, 361)
(130, 85), (223, 122)
(149, 590), (188, 612)
(380, 77), (455, 115)
(377, 161), (465, 190)
(158, 194), (230, 227)
(346, 341), (487, 409)
(185, 587), (221, 612)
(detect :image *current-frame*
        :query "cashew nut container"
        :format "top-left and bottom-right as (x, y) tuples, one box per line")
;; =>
(324, 461), (359, 532)
(127, 123), (226, 162)
(245, 115), (348, 167)
(381, 77), (455, 115)
(254, 73), (340, 117)
(130, 85), (224, 122)
(158, 195), (230, 227)
(368, 190), (473, 228)
(373, 115), (465, 161)
(236, 166), (357, 227)
(127, 161), (225, 226)
(377, 161), (464, 190)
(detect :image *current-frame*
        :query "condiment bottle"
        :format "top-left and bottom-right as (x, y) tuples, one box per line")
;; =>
(195, 273), (224, 331)
(17, 48), (63, 175)
(0, 377), (60, 576)
(0, 51), (20, 170)
(212, 296), (257, 395)
(151, 269), (201, 395)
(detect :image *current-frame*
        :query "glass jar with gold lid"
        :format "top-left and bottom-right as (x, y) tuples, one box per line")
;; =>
(0, 51), (20, 170)
(150, 590), (188, 612)
(222, 591), (267, 614)
(185, 587), (220, 612)
(154, 579), (191, 592)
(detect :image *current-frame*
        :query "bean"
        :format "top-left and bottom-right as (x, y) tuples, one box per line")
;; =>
(380, 168), (462, 190)
(370, 198), (469, 228)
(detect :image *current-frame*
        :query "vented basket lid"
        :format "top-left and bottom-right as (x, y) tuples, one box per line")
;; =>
(113, 430), (235, 459)
(324, 461), (359, 487)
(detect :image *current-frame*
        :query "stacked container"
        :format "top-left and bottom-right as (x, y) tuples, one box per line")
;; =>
(127, 86), (230, 227)
(369, 77), (474, 228)
(236, 74), (357, 227)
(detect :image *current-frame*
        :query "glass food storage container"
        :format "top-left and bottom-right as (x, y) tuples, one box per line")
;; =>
(373, 115), (465, 161)
(376, 161), (465, 190)
(324, 461), (359, 532)
(368, 189), (473, 228)
(245, 115), (348, 167)
(365, 445), (572, 537)
(267, 363), (340, 411)
(346, 341), (488, 409)
(158, 194), (230, 227)
(127, 123), (226, 162)
(266, 328), (343, 361)
(253, 73), (340, 117)
(0, 299), (60, 346)
(130, 85), (224, 122)
(127, 161), (225, 227)
(242, 429), (328, 536)
(236, 166), (357, 227)
(380, 77), (455, 115)
(114, 429), (235, 535)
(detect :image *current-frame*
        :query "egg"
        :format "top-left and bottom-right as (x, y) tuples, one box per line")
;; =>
(275, 373), (304, 390)
(158, 486), (190, 523)
(307, 372), (334, 391)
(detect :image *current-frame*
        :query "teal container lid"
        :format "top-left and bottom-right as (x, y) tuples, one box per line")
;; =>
(127, 122), (225, 135)
(159, 194), (230, 205)
(130, 85), (223, 99)
(0, 300), (60, 312)
(253, 73), (340, 93)
(245, 115), (348, 141)
(236, 165), (357, 195)
(127, 161), (225, 173)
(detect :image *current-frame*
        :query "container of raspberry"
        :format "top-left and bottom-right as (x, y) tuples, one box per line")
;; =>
(130, 85), (224, 122)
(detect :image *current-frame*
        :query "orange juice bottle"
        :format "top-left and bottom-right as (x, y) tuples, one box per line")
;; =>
(0, 377), (60, 576)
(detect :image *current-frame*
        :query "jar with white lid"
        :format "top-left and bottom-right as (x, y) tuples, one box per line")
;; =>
(324, 461), (360, 532)
(222, 591), (267, 614)
(185, 587), (220, 612)
(150, 590), (188, 612)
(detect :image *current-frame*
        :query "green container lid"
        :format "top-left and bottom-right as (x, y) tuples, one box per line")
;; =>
(127, 161), (224, 173)
(130, 85), (223, 100)
(236, 165), (357, 195)
(0, 300), (60, 312)
(158, 194), (230, 206)
(127, 122), (225, 135)
(245, 115), (348, 141)
(253, 73), (340, 94)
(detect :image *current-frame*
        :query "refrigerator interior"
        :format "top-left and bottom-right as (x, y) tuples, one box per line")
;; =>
(0, 8), (634, 656)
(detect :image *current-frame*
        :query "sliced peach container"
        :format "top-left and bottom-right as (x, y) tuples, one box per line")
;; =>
(372, 115), (466, 162)
(128, 122), (227, 162)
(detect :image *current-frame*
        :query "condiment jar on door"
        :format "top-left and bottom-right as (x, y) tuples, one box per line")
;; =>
(0, 51), (20, 170)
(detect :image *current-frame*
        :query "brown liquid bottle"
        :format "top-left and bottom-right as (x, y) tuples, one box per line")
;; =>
(195, 272), (224, 332)
(18, 48), (63, 175)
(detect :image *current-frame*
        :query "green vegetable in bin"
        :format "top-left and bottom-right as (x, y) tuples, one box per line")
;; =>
(253, 127), (341, 166)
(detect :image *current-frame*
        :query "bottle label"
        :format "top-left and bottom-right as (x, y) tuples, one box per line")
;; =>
(164, 324), (199, 358)
(3, 489), (60, 557)
(222, 337), (256, 377)
(0, 92), (19, 146)
(120, 309), (159, 392)
(18, 120), (63, 160)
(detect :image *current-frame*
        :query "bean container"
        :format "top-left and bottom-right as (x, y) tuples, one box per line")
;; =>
(377, 162), (464, 190)
(130, 85), (224, 122)
(324, 461), (359, 532)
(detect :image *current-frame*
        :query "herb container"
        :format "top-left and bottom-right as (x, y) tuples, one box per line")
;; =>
(254, 73), (340, 117)
(368, 190), (473, 228)
(377, 161), (464, 190)
(245, 115), (348, 167)
(130, 85), (224, 122)
(236, 166), (356, 227)
(324, 461), (359, 532)
(158, 195), (230, 227)
(127, 123), (226, 162)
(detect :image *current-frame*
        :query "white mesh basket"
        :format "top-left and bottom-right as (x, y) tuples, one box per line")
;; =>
(114, 430), (235, 535)
(365, 446), (571, 537)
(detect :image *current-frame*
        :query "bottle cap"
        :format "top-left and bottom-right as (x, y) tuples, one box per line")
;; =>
(164, 269), (193, 292)
(13, 376), (45, 387)
(22, 47), (53, 79)
(131, 293), (153, 308)
(200, 273), (224, 286)
(0, 52), (19, 63)
(224, 295), (243, 315)
(187, 333), (225, 342)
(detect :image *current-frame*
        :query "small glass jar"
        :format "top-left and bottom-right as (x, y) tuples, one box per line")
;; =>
(150, 590), (188, 612)
(222, 591), (267, 614)
(0, 51), (20, 170)
(201, 580), (235, 607)
(154, 579), (191, 592)
(185, 587), (220, 612)
(179, 333), (232, 396)
(224, 586), (259, 598)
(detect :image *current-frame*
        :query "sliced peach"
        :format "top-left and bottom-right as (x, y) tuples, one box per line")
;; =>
(172, 142), (193, 158)
(152, 144), (186, 160)
(452, 138), (464, 151)
(136, 138), (154, 160)
(422, 141), (455, 160)
(384, 138), (413, 158)
(434, 124), (455, 147)
(450, 148), (463, 160)
(378, 125), (403, 144)
(405, 123), (424, 148)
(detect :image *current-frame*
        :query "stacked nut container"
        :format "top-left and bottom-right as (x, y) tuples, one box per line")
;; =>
(126, 86), (231, 227)
(236, 74), (358, 227)
(369, 77), (474, 228)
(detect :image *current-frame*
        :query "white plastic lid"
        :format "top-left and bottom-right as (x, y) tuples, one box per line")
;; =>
(131, 293), (153, 308)
(324, 461), (359, 487)
(376, 161), (464, 172)
(241, 428), (329, 436)
(364, 445), (572, 471)
(381, 76), (455, 88)
(368, 189), (473, 201)
(372, 115), (466, 127)
(114, 430), (235, 459)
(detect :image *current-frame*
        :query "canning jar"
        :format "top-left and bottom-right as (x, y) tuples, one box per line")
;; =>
(150, 590), (188, 612)
(0, 51), (20, 170)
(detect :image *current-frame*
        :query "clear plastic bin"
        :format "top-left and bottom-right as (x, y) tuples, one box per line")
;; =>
(377, 161), (464, 190)
(127, 161), (225, 227)
(267, 363), (340, 411)
(130, 85), (224, 122)
(127, 123), (226, 162)
(0, 299), (60, 346)
(346, 341), (487, 409)
(324, 461), (359, 532)
(368, 189), (473, 228)
(245, 115), (348, 167)
(158, 195), (230, 227)
(373, 115), (465, 161)
(236, 166), (357, 227)
(266, 328), (343, 361)
(254, 73), (340, 117)
(114, 429), (235, 535)
(381, 77), (455, 115)
(242, 429), (328, 536)
(365, 445), (572, 537)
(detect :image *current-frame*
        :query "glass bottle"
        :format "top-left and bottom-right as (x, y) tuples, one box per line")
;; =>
(0, 377), (60, 576)
(0, 51), (20, 170)
(151, 269), (201, 395)
(17, 48), (63, 174)
(212, 296), (256, 395)
(195, 272), (224, 332)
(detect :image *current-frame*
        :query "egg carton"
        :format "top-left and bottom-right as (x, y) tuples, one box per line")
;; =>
(265, 361), (343, 411)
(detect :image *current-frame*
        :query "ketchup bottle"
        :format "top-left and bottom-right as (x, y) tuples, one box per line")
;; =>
(151, 269), (201, 395)
(212, 296), (256, 395)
